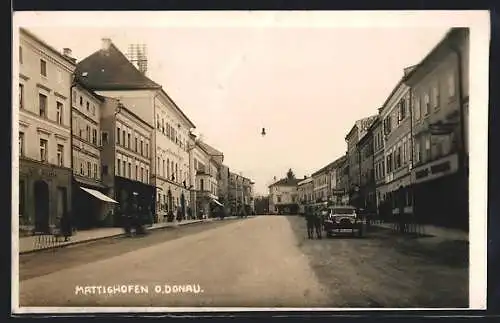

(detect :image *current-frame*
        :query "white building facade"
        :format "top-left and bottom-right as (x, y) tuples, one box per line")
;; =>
(17, 28), (75, 233)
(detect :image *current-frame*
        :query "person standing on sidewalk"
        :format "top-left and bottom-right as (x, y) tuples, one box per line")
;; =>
(60, 211), (72, 242)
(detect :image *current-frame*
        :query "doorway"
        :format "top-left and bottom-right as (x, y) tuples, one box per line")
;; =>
(34, 180), (50, 233)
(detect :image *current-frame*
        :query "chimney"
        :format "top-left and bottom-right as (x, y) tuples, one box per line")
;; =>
(101, 38), (112, 51)
(63, 48), (72, 57)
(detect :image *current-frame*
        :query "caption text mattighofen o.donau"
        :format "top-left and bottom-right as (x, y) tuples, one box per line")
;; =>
(75, 284), (204, 295)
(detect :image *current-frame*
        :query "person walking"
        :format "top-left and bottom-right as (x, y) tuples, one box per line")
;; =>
(313, 207), (325, 239)
(305, 206), (314, 239)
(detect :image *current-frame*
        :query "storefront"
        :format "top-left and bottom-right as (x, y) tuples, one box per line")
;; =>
(411, 153), (468, 230)
(72, 176), (116, 229)
(114, 176), (156, 227)
(19, 158), (72, 234)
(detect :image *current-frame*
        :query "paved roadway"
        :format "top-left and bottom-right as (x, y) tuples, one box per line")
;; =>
(18, 215), (468, 308)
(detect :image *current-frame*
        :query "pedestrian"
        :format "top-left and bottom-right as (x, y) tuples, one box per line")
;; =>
(313, 207), (324, 239)
(305, 206), (314, 239)
(60, 211), (72, 242)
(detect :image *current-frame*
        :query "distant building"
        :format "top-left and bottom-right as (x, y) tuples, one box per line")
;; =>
(327, 155), (348, 205)
(371, 115), (387, 208)
(357, 124), (376, 212)
(18, 28), (75, 233)
(297, 176), (313, 214)
(345, 115), (378, 207)
(268, 176), (301, 214)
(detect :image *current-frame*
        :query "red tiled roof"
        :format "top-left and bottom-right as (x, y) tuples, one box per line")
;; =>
(75, 43), (161, 90)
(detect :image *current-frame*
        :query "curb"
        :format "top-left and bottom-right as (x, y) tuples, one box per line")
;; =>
(19, 219), (208, 255)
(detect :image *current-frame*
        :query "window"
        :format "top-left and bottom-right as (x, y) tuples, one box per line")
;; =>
(19, 46), (23, 64)
(145, 143), (149, 157)
(403, 139), (407, 164)
(92, 105), (95, 116)
(116, 127), (120, 144)
(128, 162), (131, 178)
(127, 133), (131, 148)
(19, 132), (24, 156)
(79, 96), (83, 106)
(86, 125), (91, 142)
(162, 119), (165, 134)
(135, 165), (138, 180)
(448, 73), (456, 98)
(80, 161), (85, 175)
(55, 102), (63, 124)
(414, 96), (421, 120)
(39, 139), (48, 162)
(400, 99), (406, 121)
(425, 136), (431, 161)
(157, 115), (160, 129)
(94, 164), (98, 179)
(146, 169), (149, 184)
(72, 90), (77, 104)
(122, 160), (126, 176)
(102, 132), (108, 145)
(117, 158), (121, 175)
(140, 140), (144, 155)
(171, 161), (174, 179)
(277, 196), (282, 203)
(92, 129), (97, 145)
(166, 159), (169, 178)
(386, 154), (391, 173)
(200, 179), (204, 191)
(122, 130), (125, 145)
(40, 59), (47, 76)
(87, 161), (91, 176)
(39, 94), (47, 118)
(175, 163), (178, 182)
(423, 92), (430, 115)
(19, 180), (25, 216)
(19, 84), (24, 109)
(141, 167), (144, 182)
(57, 144), (64, 166)
(86, 101), (90, 112)
(432, 83), (440, 109)
(415, 141), (421, 163)
(135, 137), (138, 152)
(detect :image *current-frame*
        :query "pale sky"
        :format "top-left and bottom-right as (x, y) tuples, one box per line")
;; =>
(13, 11), (486, 195)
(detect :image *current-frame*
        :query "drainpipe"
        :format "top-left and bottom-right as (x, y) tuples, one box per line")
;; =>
(153, 92), (159, 221)
(70, 75), (77, 174)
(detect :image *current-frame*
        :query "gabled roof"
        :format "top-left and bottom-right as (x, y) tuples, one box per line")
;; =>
(75, 40), (196, 128)
(311, 154), (348, 177)
(198, 141), (223, 157)
(268, 178), (301, 188)
(75, 42), (161, 90)
(20, 28), (77, 66)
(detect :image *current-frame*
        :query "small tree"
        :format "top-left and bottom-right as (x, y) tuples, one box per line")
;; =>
(286, 168), (295, 180)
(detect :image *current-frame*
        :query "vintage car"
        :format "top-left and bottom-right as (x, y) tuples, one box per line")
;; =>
(323, 205), (365, 237)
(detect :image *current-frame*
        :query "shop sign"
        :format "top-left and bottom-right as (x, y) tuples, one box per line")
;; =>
(28, 167), (57, 178)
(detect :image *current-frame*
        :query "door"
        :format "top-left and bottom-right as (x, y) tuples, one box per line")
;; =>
(34, 180), (50, 233)
(180, 193), (186, 218)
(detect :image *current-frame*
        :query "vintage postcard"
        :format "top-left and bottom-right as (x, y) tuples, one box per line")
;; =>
(11, 10), (489, 314)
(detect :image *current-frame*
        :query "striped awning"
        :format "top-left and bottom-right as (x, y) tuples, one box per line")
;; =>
(80, 187), (118, 204)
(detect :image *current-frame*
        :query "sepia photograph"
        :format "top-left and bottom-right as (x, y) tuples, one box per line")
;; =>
(11, 10), (489, 313)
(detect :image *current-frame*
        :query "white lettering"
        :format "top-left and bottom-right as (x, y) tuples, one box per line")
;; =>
(75, 286), (85, 295)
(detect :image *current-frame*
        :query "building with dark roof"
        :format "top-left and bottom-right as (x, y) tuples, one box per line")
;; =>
(76, 38), (196, 222)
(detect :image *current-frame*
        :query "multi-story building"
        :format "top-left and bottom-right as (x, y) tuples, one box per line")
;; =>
(100, 97), (155, 226)
(217, 163), (231, 213)
(76, 38), (196, 222)
(70, 80), (109, 229)
(268, 177), (300, 215)
(190, 139), (221, 218)
(357, 126), (376, 212)
(241, 177), (255, 213)
(337, 157), (350, 205)
(18, 28), (75, 233)
(311, 164), (330, 203)
(228, 171), (245, 215)
(297, 176), (313, 214)
(380, 69), (414, 219)
(371, 115), (387, 209)
(345, 116), (377, 207)
(404, 28), (469, 230)
(328, 155), (348, 205)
